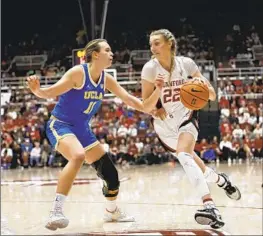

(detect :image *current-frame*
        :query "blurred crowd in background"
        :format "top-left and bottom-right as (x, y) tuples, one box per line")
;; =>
(1, 13), (263, 169)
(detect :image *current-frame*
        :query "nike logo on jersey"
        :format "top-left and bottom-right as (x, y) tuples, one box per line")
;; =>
(191, 88), (202, 93)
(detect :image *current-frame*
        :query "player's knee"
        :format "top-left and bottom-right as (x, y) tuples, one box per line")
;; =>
(176, 150), (192, 157)
(91, 153), (120, 197)
(72, 151), (85, 164)
(177, 132), (196, 154)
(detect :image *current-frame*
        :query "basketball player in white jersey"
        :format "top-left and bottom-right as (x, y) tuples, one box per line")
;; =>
(141, 29), (241, 229)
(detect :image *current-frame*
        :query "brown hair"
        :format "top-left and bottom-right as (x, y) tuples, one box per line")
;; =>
(84, 39), (107, 63)
(150, 29), (177, 82)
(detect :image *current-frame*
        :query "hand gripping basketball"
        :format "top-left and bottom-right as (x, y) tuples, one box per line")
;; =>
(191, 77), (209, 89)
(180, 79), (209, 110)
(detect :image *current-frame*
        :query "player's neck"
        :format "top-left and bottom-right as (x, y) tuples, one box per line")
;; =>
(88, 63), (103, 82)
(158, 56), (172, 72)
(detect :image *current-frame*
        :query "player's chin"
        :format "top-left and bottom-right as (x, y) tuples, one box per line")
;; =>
(106, 60), (113, 68)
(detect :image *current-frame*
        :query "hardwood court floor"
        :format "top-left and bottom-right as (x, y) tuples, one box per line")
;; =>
(1, 161), (262, 235)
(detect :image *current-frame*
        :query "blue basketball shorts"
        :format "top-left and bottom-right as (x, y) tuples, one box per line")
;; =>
(46, 116), (99, 151)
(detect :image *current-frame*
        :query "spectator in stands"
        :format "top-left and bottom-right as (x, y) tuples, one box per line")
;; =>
(100, 138), (110, 153)
(10, 141), (23, 169)
(127, 139), (139, 163)
(211, 136), (222, 157)
(243, 125), (254, 139)
(138, 119), (148, 130)
(228, 109), (239, 124)
(253, 124), (263, 137)
(233, 143), (247, 161)
(116, 139), (128, 165)
(238, 112), (249, 125)
(21, 138), (33, 168)
(96, 127), (108, 140)
(141, 137), (154, 164)
(201, 144), (216, 163)
(41, 139), (52, 166)
(217, 81), (228, 100)
(248, 112), (258, 126)
(146, 127), (156, 137)
(117, 124), (128, 137)
(108, 122), (117, 138)
(196, 138), (208, 157)
(219, 136), (233, 161)
(30, 141), (41, 167)
(239, 100), (249, 114)
(221, 104), (230, 118)
(151, 137), (167, 164)
(1, 143), (13, 169)
(220, 117), (232, 136)
(225, 80), (235, 94)
(232, 124), (244, 140)
(135, 137), (144, 155)
(109, 140), (119, 163)
(127, 124), (138, 137)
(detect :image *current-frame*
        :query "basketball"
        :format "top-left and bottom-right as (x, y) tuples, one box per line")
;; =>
(180, 81), (209, 110)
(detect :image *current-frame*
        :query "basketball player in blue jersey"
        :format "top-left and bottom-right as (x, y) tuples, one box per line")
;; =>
(27, 39), (164, 231)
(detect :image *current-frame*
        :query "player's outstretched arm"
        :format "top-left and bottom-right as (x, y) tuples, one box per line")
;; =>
(106, 73), (164, 113)
(27, 66), (83, 99)
(105, 73), (145, 112)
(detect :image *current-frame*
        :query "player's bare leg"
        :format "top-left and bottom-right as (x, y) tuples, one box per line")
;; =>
(46, 136), (85, 231)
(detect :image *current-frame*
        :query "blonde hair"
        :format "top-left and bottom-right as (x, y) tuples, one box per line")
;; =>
(84, 39), (107, 63)
(150, 29), (177, 82)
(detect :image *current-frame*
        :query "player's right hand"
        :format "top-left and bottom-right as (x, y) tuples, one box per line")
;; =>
(27, 75), (40, 93)
(191, 77), (209, 89)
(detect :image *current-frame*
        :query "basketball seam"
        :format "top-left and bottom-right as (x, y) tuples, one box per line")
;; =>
(180, 94), (199, 110)
(184, 82), (209, 91)
(181, 88), (208, 102)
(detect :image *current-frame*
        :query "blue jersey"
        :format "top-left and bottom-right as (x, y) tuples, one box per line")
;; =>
(51, 63), (105, 125)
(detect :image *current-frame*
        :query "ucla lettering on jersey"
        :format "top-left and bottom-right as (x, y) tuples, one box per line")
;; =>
(51, 63), (105, 125)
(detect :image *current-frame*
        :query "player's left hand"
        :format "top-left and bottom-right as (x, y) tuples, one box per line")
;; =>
(27, 75), (41, 93)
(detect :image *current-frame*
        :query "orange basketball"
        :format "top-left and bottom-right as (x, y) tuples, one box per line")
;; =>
(180, 81), (209, 110)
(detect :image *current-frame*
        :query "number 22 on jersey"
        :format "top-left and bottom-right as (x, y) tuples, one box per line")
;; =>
(163, 88), (180, 103)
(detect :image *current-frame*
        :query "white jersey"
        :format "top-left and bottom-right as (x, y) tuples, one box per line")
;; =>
(142, 56), (198, 119)
(141, 56), (200, 150)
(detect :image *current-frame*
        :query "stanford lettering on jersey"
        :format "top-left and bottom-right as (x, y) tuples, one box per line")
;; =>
(164, 79), (186, 88)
